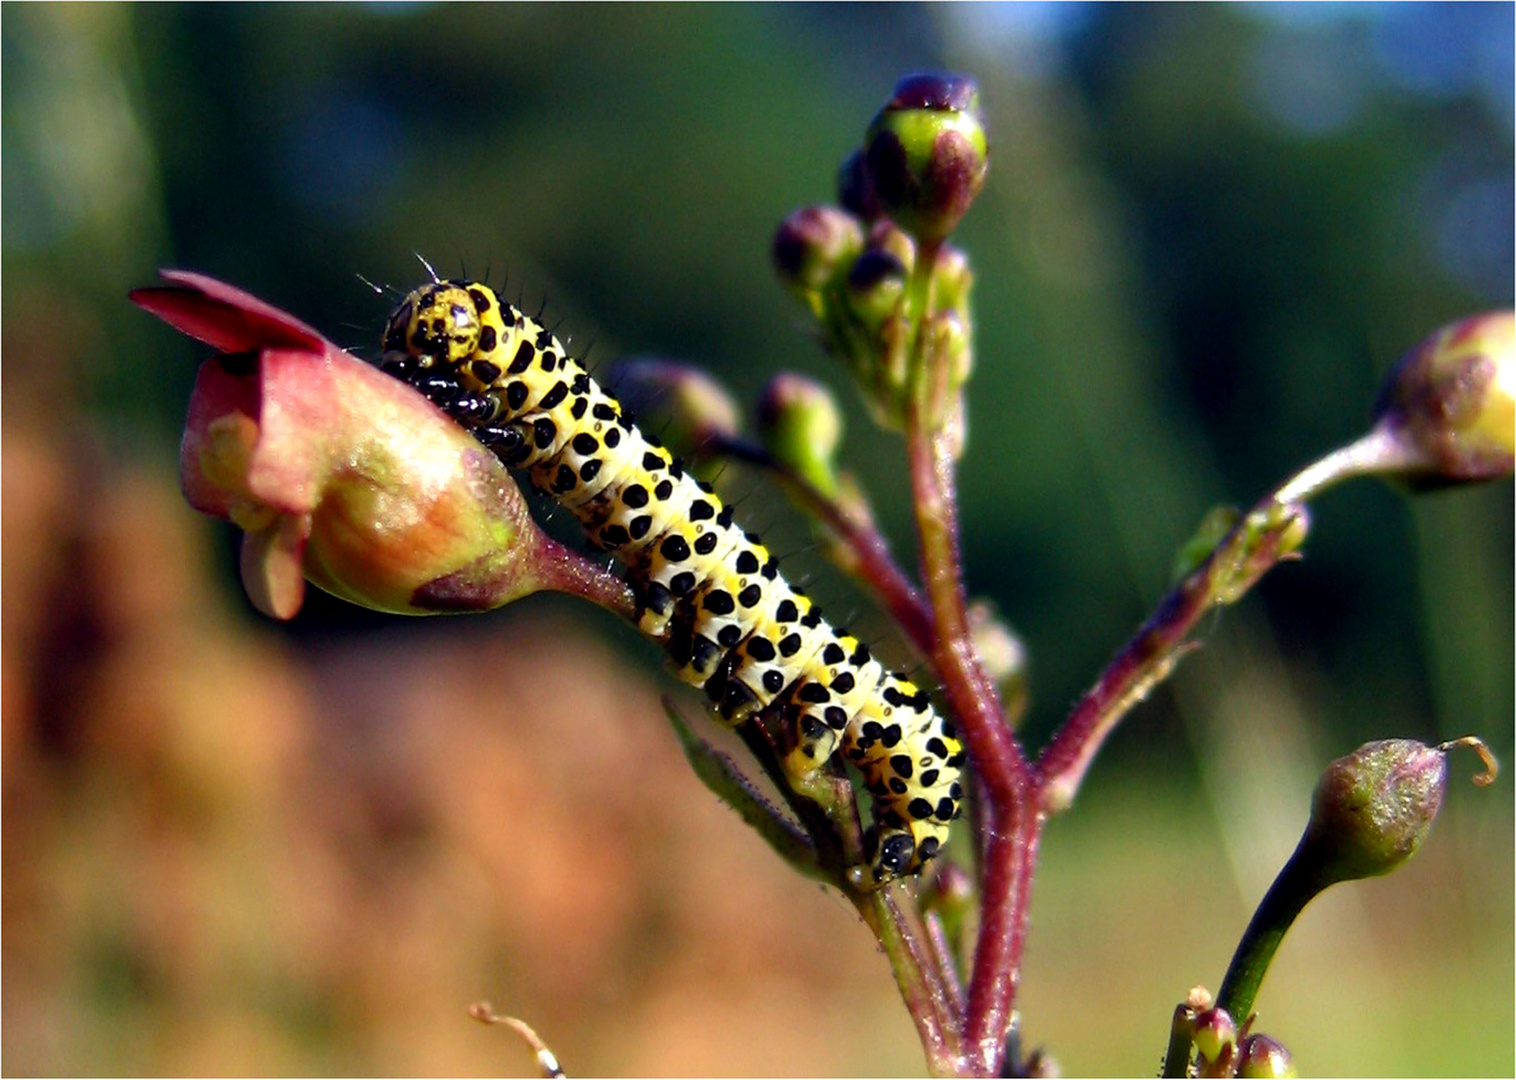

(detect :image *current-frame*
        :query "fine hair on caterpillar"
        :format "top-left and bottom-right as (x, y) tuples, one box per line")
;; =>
(379, 278), (965, 882)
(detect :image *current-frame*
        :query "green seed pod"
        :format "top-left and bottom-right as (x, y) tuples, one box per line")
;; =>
(773, 205), (865, 296)
(1370, 310), (1515, 489)
(757, 372), (844, 497)
(1304, 738), (1451, 882)
(863, 72), (989, 244)
(1237, 1034), (1298, 1079)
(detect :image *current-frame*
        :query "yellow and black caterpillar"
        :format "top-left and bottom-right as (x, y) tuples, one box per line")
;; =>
(379, 280), (964, 881)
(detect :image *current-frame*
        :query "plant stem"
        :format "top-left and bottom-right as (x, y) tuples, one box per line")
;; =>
(902, 243), (1039, 1076)
(532, 534), (638, 620)
(960, 805), (1043, 1073)
(1214, 843), (1332, 1025)
(1036, 498), (1303, 811)
(858, 888), (964, 1075)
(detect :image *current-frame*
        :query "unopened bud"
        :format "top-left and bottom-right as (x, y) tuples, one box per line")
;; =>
(1305, 738), (1453, 883)
(773, 206), (865, 296)
(606, 359), (741, 462)
(1237, 1034), (1297, 1079)
(1191, 1007), (1238, 1067)
(1370, 311), (1515, 490)
(863, 72), (989, 244)
(844, 247), (909, 333)
(757, 373), (844, 497)
(837, 149), (883, 222)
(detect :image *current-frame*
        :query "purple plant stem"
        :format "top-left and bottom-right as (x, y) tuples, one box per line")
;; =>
(907, 415), (1039, 1075)
(531, 534), (639, 621)
(1037, 501), (1302, 806)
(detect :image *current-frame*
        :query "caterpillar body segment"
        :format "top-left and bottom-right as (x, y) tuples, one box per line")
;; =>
(380, 280), (964, 882)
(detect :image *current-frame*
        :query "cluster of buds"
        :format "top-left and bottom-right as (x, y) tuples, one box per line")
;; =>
(1169, 992), (1297, 1079)
(772, 73), (986, 433)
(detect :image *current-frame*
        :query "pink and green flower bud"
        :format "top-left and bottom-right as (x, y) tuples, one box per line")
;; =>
(757, 372), (844, 498)
(1191, 1007), (1238, 1068)
(837, 148), (882, 222)
(773, 205), (865, 297)
(1236, 1034), (1297, 1079)
(1370, 311), (1514, 489)
(863, 72), (989, 245)
(133, 270), (556, 619)
(606, 358), (741, 466)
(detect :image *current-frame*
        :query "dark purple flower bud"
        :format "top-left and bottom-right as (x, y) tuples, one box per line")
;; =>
(837, 149), (882, 221)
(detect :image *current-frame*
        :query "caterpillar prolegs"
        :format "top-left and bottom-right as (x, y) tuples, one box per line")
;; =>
(379, 280), (964, 882)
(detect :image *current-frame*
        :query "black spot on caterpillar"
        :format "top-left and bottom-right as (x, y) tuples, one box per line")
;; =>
(380, 279), (964, 882)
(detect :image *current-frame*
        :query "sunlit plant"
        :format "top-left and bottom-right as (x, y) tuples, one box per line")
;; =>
(135, 73), (1511, 1077)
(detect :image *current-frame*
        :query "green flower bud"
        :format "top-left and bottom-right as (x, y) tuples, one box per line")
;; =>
(863, 72), (989, 244)
(757, 372), (844, 497)
(1237, 1034), (1297, 1079)
(967, 599), (1027, 723)
(773, 206), (865, 295)
(930, 242), (974, 316)
(606, 358), (741, 464)
(1370, 311), (1515, 490)
(844, 246), (909, 334)
(1191, 1007), (1238, 1068)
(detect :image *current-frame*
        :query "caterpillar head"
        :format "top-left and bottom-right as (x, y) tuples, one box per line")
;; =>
(384, 281), (484, 369)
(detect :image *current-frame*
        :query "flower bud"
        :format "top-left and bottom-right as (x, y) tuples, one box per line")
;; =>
(863, 72), (989, 244)
(930, 242), (974, 316)
(606, 358), (741, 463)
(773, 206), (865, 296)
(1370, 311), (1515, 489)
(1191, 1007), (1238, 1068)
(133, 270), (554, 619)
(844, 247), (909, 334)
(1237, 1034), (1298, 1079)
(1303, 738), (1452, 882)
(757, 372), (844, 497)
(837, 149), (882, 222)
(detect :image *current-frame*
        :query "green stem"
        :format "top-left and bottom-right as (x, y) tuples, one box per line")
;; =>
(857, 888), (964, 1075)
(1215, 844), (1335, 1026)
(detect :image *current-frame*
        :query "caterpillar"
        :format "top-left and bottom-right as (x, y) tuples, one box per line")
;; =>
(378, 279), (964, 882)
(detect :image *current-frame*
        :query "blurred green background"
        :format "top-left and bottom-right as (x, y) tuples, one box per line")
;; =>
(3, 4), (1510, 1075)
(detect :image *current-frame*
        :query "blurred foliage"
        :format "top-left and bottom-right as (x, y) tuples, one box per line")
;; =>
(3, 5), (1510, 1076)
